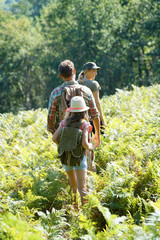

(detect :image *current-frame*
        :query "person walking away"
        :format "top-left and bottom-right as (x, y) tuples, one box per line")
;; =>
(52, 96), (93, 206)
(47, 59), (100, 148)
(78, 62), (107, 132)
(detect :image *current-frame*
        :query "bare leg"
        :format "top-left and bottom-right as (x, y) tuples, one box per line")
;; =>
(66, 170), (78, 208)
(66, 169), (77, 193)
(75, 169), (87, 205)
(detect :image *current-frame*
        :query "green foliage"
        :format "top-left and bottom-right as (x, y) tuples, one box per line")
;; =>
(11, 0), (53, 18)
(0, 85), (160, 239)
(36, 207), (69, 239)
(0, 0), (160, 112)
(0, 212), (45, 240)
(95, 85), (160, 225)
(0, 0), (18, 11)
(0, 10), (47, 113)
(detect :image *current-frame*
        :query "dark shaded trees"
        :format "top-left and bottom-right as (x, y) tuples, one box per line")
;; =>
(0, 11), (46, 112)
(0, 0), (160, 113)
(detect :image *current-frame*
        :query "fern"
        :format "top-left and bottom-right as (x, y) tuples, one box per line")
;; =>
(0, 85), (160, 239)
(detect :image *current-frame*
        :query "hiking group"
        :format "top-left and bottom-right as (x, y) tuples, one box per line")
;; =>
(47, 59), (106, 207)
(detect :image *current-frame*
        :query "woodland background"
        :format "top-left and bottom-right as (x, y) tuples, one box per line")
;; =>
(0, 0), (160, 113)
(0, 1), (160, 239)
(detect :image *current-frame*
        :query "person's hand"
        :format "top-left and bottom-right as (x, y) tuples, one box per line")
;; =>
(100, 120), (107, 135)
(101, 120), (107, 128)
(88, 143), (94, 151)
(92, 133), (100, 148)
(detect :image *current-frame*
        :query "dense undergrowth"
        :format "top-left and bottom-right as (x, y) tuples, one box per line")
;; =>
(0, 85), (160, 239)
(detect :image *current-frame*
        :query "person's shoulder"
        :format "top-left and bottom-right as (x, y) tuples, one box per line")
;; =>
(77, 79), (83, 85)
(80, 84), (92, 95)
(79, 80), (99, 93)
(80, 120), (91, 131)
(91, 80), (101, 91)
(50, 85), (63, 98)
(92, 80), (100, 86)
(92, 80), (98, 84)
(80, 120), (88, 129)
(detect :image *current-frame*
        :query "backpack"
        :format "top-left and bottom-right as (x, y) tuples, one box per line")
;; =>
(58, 119), (85, 166)
(59, 85), (83, 121)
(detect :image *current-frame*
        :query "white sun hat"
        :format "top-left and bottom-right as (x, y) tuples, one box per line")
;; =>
(66, 96), (89, 113)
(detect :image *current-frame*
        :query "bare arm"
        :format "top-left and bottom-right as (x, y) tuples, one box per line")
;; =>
(86, 87), (101, 148)
(93, 90), (106, 126)
(92, 117), (100, 148)
(82, 127), (93, 150)
(52, 125), (61, 145)
(47, 97), (57, 134)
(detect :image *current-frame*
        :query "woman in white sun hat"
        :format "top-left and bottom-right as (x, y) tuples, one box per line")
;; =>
(52, 96), (93, 207)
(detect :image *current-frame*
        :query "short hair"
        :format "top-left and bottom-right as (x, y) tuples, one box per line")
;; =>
(58, 60), (74, 78)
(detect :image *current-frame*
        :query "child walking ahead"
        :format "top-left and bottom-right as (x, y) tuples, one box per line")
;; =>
(52, 96), (93, 206)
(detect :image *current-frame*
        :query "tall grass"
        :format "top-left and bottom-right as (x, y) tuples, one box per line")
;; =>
(0, 85), (160, 239)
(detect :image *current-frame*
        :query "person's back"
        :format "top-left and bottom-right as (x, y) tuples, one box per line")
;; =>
(78, 61), (107, 131)
(47, 80), (98, 131)
(78, 78), (100, 93)
(47, 59), (100, 148)
(52, 96), (93, 206)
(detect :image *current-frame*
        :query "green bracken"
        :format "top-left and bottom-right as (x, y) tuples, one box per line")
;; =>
(0, 85), (160, 239)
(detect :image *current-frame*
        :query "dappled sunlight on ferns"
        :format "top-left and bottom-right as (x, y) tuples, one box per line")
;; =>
(0, 85), (160, 239)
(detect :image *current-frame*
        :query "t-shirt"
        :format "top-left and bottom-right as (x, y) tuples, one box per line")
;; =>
(78, 79), (101, 93)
